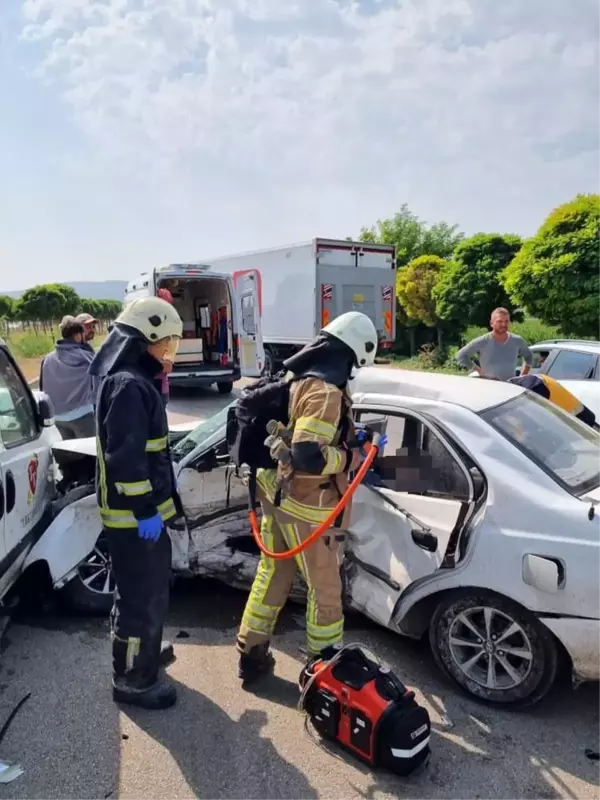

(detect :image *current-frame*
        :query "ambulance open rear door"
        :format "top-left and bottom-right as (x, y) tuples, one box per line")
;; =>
(233, 270), (265, 377)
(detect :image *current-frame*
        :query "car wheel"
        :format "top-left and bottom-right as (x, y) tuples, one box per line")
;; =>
(217, 381), (234, 395)
(59, 535), (115, 615)
(429, 591), (558, 708)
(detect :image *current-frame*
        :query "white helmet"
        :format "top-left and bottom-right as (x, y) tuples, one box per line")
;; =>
(116, 297), (183, 342)
(321, 311), (378, 368)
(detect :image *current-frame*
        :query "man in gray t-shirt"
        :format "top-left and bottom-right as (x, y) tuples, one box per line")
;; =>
(455, 307), (533, 381)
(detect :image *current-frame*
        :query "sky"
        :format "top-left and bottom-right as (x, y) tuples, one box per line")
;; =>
(0, 0), (598, 292)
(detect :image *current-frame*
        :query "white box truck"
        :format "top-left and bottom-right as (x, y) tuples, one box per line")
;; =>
(124, 237), (396, 390)
(198, 238), (397, 373)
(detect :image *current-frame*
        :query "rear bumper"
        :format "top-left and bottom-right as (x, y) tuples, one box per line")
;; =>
(169, 367), (240, 385)
(540, 616), (600, 682)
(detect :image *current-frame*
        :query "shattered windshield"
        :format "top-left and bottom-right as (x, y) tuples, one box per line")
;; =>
(171, 401), (234, 462)
(482, 392), (600, 496)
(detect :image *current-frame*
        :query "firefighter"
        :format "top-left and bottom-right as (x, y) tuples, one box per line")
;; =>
(236, 311), (380, 684)
(89, 297), (183, 710)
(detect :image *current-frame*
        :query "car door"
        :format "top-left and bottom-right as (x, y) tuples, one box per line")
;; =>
(344, 405), (475, 628)
(232, 271), (265, 377)
(0, 348), (53, 597)
(542, 349), (600, 417)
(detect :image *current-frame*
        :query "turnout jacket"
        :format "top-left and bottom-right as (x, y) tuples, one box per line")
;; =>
(257, 376), (355, 527)
(94, 350), (180, 530)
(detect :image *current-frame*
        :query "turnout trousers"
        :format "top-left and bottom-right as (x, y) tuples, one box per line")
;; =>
(237, 492), (344, 657)
(105, 526), (172, 690)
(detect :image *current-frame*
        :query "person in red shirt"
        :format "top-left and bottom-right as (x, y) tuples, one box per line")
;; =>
(156, 288), (175, 407)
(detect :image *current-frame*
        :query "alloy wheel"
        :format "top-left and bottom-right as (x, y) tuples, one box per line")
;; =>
(448, 605), (533, 690)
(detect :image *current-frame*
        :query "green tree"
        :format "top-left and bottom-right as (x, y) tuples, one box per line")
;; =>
(502, 194), (600, 338)
(97, 299), (122, 320)
(0, 295), (15, 320)
(433, 233), (523, 328)
(16, 285), (72, 328)
(358, 203), (464, 267)
(51, 283), (81, 315)
(397, 255), (448, 347)
(81, 298), (103, 319)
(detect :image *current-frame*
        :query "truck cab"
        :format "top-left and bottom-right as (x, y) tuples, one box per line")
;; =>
(125, 264), (264, 393)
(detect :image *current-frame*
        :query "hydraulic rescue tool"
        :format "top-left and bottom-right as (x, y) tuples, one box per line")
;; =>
(248, 429), (382, 561)
(298, 644), (431, 777)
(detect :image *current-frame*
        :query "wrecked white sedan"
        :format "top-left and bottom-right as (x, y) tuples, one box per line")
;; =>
(30, 368), (600, 708)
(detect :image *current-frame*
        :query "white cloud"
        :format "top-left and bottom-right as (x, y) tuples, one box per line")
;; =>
(18, 0), (600, 251)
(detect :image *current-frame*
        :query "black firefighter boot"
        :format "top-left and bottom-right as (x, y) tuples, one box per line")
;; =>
(238, 641), (275, 685)
(113, 636), (177, 710)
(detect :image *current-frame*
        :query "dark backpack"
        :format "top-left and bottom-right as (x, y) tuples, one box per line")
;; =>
(227, 373), (297, 470)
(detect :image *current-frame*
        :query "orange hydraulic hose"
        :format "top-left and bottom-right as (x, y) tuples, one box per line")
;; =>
(249, 434), (382, 560)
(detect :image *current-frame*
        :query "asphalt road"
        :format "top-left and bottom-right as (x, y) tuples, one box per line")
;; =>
(0, 579), (598, 800)
(0, 379), (596, 799)
(165, 381), (249, 429)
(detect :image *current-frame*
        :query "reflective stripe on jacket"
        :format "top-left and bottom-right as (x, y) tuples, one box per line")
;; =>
(257, 376), (355, 526)
(95, 366), (179, 530)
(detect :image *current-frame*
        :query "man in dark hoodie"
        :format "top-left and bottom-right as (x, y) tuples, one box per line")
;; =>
(236, 311), (382, 685)
(39, 315), (98, 439)
(89, 296), (183, 710)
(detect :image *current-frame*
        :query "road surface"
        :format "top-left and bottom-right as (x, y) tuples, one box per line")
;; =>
(1, 379), (596, 799)
(166, 381), (248, 429)
(0, 578), (598, 800)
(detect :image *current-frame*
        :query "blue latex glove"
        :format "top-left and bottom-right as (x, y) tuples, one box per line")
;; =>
(137, 513), (163, 542)
(377, 434), (388, 450)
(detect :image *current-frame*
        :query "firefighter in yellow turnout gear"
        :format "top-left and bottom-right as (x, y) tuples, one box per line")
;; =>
(236, 311), (379, 684)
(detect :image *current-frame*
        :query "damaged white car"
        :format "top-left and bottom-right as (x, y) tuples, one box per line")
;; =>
(12, 362), (600, 707)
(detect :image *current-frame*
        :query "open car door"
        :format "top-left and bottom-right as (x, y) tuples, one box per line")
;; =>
(344, 406), (476, 628)
(234, 271), (264, 378)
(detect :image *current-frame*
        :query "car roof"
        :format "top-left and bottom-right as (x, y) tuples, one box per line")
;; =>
(531, 340), (600, 355)
(350, 367), (523, 413)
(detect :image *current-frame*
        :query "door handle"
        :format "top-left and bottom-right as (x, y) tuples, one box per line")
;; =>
(0, 478), (4, 521)
(411, 529), (438, 553)
(5, 470), (15, 514)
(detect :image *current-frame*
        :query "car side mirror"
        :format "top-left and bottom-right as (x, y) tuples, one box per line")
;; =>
(36, 392), (56, 427)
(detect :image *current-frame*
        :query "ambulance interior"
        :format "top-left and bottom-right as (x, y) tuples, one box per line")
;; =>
(156, 277), (234, 371)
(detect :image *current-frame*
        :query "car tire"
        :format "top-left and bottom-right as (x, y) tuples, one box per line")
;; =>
(217, 381), (234, 395)
(59, 535), (115, 616)
(429, 590), (558, 708)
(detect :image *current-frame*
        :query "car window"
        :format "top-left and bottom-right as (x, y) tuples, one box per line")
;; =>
(0, 350), (39, 448)
(171, 401), (234, 462)
(547, 350), (598, 380)
(482, 393), (600, 496)
(355, 410), (471, 500)
(531, 349), (550, 372)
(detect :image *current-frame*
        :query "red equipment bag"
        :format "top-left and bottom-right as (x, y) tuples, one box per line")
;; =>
(299, 645), (431, 777)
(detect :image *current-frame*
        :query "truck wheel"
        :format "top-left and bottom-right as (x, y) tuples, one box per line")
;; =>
(263, 349), (275, 376)
(217, 381), (234, 395)
(429, 590), (558, 708)
(59, 536), (115, 616)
